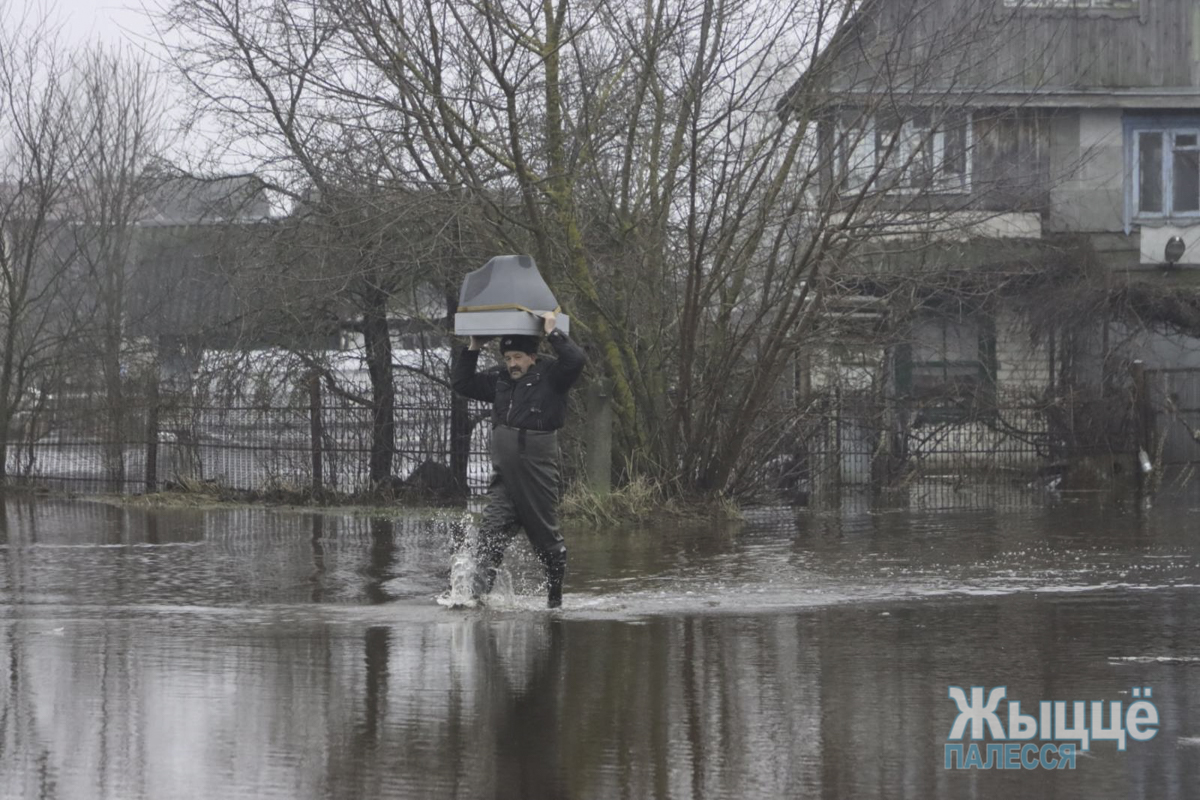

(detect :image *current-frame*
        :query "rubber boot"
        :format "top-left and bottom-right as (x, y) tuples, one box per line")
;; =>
(469, 566), (498, 602)
(470, 529), (509, 601)
(544, 548), (566, 609)
(482, 566), (500, 595)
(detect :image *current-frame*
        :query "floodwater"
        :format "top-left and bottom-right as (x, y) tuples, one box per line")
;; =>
(2, 495), (1199, 799)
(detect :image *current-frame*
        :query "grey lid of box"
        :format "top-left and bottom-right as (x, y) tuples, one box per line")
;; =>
(458, 255), (559, 311)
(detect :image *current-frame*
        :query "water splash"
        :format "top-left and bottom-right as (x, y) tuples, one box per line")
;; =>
(437, 552), (481, 608)
(438, 515), (482, 609)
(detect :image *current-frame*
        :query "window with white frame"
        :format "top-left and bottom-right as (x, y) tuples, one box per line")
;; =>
(836, 109), (971, 194)
(1128, 120), (1200, 222)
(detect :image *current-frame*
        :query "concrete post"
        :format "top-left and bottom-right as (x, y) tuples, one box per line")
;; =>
(584, 379), (613, 494)
(144, 373), (159, 493)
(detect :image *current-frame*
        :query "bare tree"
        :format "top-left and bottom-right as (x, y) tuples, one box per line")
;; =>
(0, 10), (91, 482)
(160, 0), (1074, 497)
(70, 46), (170, 485)
(159, 0), (502, 490)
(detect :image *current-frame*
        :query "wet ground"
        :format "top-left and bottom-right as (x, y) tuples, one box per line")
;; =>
(2, 494), (1199, 799)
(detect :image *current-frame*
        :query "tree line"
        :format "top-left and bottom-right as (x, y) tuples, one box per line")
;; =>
(2, 0), (1096, 498)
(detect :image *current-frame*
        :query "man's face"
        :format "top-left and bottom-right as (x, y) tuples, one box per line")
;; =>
(503, 350), (536, 380)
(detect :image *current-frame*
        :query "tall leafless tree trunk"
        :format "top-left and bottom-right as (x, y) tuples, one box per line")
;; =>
(161, 0), (498, 491)
(72, 47), (168, 487)
(0, 11), (89, 483)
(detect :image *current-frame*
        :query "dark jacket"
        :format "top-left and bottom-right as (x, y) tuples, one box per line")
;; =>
(451, 329), (587, 431)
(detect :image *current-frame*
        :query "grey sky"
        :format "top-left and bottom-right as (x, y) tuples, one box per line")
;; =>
(13, 1), (236, 169)
(28, 0), (160, 47)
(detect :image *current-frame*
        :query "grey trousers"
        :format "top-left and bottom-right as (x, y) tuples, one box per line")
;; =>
(473, 425), (567, 594)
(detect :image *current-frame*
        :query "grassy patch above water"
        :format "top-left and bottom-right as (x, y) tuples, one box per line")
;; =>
(91, 476), (466, 514)
(559, 476), (742, 527)
(4, 475), (741, 527)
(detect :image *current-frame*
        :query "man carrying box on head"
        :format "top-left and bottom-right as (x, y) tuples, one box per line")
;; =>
(451, 311), (586, 608)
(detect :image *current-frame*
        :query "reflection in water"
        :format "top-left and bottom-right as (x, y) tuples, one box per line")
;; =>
(4, 598), (1199, 799)
(1, 496), (1200, 798)
(362, 519), (397, 605)
(309, 515), (326, 604)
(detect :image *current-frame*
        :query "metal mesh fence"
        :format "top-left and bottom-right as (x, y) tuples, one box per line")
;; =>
(1151, 368), (1200, 466)
(748, 397), (1097, 509)
(2, 386), (496, 497)
(0, 374), (1153, 508)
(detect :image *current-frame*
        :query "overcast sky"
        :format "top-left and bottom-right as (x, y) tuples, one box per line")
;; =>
(15, 1), (240, 169)
(33, 0), (161, 47)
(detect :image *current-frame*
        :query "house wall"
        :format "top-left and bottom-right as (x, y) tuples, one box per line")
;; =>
(821, 105), (1128, 232)
(812, 0), (1199, 242)
(1048, 109), (1127, 233)
(897, 305), (1049, 473)
(1101, 323), (1200, 371)
(807, 345), (884, 393)
(807, 0), (1200, 256)
(805, 307), (1051, 398)
(1042, 107), (1200, 267)
(994, 305), (1051, 397)
(796, 0), (1200, 475)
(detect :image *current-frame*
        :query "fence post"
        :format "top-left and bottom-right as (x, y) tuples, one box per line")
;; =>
(584, 379), (613, 495)
(144, 376), (159, 493)
(309, 372), (324, 494)
(1131, 360), (1154, 492)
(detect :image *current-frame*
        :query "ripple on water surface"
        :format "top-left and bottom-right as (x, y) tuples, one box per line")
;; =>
(2, 498), (1200, 799)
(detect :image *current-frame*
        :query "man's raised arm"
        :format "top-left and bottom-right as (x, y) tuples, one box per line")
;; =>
(451, 336), (499, 402)
(542, 313), (586, 392)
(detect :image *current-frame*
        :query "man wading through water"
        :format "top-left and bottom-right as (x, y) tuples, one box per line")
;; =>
(451, 311), (586, 608)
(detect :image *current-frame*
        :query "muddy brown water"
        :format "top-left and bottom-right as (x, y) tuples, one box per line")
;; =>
(2, 495), (1199, 799)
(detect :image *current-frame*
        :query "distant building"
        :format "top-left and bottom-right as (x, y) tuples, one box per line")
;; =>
(776, 0), (1200, 490)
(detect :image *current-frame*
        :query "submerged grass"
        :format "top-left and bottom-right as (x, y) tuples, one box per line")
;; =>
(559, 476), (742, 527)
(89, 476), (466, 515)
(4, 475), (742, 527)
